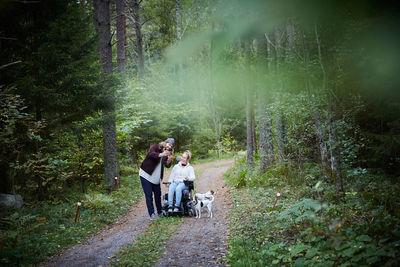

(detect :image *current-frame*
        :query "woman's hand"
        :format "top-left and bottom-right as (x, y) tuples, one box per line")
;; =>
(184, 176), (189, 181)
(159, 151), (169, 157)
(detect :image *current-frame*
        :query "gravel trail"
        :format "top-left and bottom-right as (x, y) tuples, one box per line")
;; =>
(41, 159), (234, 267)
(155, 159), (233, 267)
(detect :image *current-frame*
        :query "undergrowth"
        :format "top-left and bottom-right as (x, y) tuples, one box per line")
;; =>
(0, 167), (143, 266)
(225, 156), (400, 266)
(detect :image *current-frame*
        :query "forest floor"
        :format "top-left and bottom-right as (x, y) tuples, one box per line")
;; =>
(41, 159), (234, 267)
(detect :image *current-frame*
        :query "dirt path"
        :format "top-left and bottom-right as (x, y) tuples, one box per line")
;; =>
(41, 159), (234, 267)
(156, 160), (233, 267)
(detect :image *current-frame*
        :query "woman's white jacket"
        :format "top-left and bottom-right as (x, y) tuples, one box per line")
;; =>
(168, 162), (195, 183)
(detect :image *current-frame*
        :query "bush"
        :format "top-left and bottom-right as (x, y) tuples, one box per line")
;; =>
(119, 165), (136, 176)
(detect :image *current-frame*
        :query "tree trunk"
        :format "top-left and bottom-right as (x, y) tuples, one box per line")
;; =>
(208, 37), (222, 157)
(176, 0), (182, 41)
(93, 0), (119, 187)
(258, 94), (274, 170)
(328, 113), (343, 193)
(132, 0), (144, 78)
(116, 0), (126, 72)
(286, 22), (295, 61)
(315, 24), (327, 89)
(313, 108), (330, 171)
(36, 174), (46, 201)
(246, 89), (254, 166)
(80, 0), (87, 15)
(274, 27), (283, 78)
(276, 113), (286, 163)
(0, 162), (12, 194)
(245, 41), (254, 166)
(314, 23), (342, 192)
(251, 112), (257, 154)
(175, 0), (183, 88)
(271, 28), (287, 163)
(301, 27), (329, 174)
(255, 36), (274, 171)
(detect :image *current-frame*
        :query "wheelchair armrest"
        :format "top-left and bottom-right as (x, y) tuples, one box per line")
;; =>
(184, 180), (194, 191)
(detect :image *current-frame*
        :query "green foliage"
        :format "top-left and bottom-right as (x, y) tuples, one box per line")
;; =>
(225, 159), (400, 266)
(0, 1), (111, 197)
(0, 91), (38, 193)
(0, 172), (143, 266)
(12, 116), (105, 201)
(4, 1), (101, 123)
(191, 128), (218, 158)
(217, 133), (239, 154)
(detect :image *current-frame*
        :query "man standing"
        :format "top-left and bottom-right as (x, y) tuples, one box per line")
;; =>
(139, 138), (174, 220)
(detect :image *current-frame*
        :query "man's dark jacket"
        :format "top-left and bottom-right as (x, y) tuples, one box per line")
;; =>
(140, 143), (171, 180)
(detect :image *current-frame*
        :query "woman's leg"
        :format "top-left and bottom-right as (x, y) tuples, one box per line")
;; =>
(152, 183), (162, 215)
(140, 176), (154, 217)
(168, 182), (179, 206)
(175, 182), (189, 206)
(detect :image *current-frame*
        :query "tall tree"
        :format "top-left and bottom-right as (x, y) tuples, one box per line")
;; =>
(93, 0), (119, 187)
(132, 0), (144, 78)
(176, 0), (182, 41)
(245, 41), (255, 166)
(116, 0), (126, 72)
(175, 0), (183, 85)
(256, 36), (274, 171)
(314, 24), (343, 193)
(271, 27), (287, 163)
(298, 25), (331, 175)
(246, 92), (255, 166)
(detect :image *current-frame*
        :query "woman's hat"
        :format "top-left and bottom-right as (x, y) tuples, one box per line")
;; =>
(165, 138), (175, 146)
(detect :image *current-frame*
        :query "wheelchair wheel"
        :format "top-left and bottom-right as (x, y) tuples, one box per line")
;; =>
(188, 207), (196, 217)
(162, 209), (169, 217)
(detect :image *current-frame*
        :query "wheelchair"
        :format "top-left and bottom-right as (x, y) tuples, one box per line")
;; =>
(161, 180), (196, 217)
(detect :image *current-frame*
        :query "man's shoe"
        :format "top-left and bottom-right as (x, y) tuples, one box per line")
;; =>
(150, 213), (158, 220)
(168, 206), (173, 213)
(173, 207), (179, 212)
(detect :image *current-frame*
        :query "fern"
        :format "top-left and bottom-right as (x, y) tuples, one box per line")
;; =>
(278, 198), (322, 223)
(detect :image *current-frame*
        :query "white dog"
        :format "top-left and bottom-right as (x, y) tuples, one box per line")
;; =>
(194, 189), (215, 201)
(193, 195), (214, 218)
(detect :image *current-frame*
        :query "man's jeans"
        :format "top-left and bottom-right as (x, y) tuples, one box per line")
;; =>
(168, 181), (188, 207)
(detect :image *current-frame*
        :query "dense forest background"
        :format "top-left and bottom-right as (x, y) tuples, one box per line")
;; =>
(1, 0), (400, 265)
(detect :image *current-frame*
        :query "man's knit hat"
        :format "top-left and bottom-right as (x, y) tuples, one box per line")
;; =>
(165, 138), (175, 146)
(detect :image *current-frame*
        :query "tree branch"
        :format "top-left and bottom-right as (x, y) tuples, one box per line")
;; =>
(0, 61), (22, 70)
(264, 33), (277, 50)
(0, 37), (18, 41)
(13, 0), (41, 4)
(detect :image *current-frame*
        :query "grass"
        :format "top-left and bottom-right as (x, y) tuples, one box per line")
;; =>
(110, 216), (184, 266)
(224, 161), (400, 266)
(0, 172), (143, 266)
(190, 151), (235, 165)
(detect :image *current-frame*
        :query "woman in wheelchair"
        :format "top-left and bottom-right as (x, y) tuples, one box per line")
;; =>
(166, 150), (195, 212)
